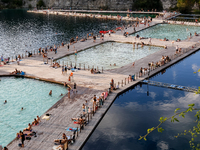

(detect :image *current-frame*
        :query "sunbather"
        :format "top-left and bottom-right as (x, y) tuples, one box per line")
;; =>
(54, 133), (67, 144)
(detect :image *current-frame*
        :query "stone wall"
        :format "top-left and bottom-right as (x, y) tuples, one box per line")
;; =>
(23, 0), (177, 10)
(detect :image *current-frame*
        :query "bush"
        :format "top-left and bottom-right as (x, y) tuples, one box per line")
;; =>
(37, 0), (45, 8)
(13, 0), (23, 7)
(28, 4), (32, 9)
(132, 0), (163, 11)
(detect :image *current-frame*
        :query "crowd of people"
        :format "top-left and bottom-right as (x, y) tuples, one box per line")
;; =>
(15, 116), (40, 147)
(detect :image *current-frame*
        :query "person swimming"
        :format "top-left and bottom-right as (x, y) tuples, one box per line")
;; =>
(21, 107), (26, 111)
(3, 100), (7, 104)
(49, 90), (52, 96)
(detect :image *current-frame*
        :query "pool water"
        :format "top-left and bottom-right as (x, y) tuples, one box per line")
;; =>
(58, 42), (162, 70)
(131, 24), (200, 41)
(82, 49), (200, 149)
(0, 77), (67, 146)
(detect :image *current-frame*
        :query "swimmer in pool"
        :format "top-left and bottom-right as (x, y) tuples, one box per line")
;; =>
(49, 90), (52, 96)
(21, 107), (26, 111)
(60, 93), (63, 96)
(4, 100), (7, 104)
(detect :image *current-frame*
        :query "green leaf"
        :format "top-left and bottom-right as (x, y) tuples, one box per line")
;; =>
(188, 103), (195, 107)
(157, 127), (164, 133)
(159, 117), (164, 122)
(174, 118), (179, 122)
(182, 114), (185, 118)
(174, 108), (181, 113)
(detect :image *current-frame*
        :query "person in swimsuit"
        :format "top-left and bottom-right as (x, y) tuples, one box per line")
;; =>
(3, 100), (7, 104)
(20, 131), (25, 147)
(73, 83), (77, 93)
(32, 118), (39, 126)
(67, 44), (69, 51)
(36, 116), (41, 123)
(49, 90), (52, 96)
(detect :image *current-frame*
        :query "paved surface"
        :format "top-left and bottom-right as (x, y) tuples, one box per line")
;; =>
(2, 14), (200, 150)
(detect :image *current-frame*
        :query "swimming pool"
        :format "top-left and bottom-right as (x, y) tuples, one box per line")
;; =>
(131, 24), (200, 41)
(0, 77), (67, 146)
(58, 42), (162, 70)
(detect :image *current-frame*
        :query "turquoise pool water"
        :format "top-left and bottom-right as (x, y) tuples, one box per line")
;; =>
(58, 42), (162, 70)
(0, 77), (67, 146)
(131, 24), (200, 41)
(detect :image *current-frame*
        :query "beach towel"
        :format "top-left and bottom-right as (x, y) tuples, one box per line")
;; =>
(66, 127), (79, 131)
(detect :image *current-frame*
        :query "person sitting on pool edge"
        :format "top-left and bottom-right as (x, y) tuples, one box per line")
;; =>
(32, 118), (39, 126)
(36, 115), (41, 123)
(23, 123), (32, 131)
(54, 133), (67, 144)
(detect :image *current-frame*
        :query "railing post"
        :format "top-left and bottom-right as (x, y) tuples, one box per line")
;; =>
(77, 127), (78, 137)
(88, 65), (89, 71)
(88, 113), (89, 123)
(125, 78), (126, 85)
(102, 67), (103, 73)
(84, 64), (85, 70)
(121, 80), (123, 87)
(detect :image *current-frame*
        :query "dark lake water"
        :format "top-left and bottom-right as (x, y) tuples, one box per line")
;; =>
(0, 9), (128, 58)
(82, 50), (200, 150)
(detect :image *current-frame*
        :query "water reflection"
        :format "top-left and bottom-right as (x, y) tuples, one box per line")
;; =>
(83, 85), (199, 150)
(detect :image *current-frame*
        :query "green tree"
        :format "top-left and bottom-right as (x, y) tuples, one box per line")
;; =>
(37, 0), (45, 8)
(177, 0), (200, 13)
(132, 0), (163, 11)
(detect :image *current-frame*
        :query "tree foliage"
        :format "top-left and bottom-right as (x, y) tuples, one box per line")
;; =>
(1, 0), (23, 8)
(132, 0), (163, 11)
(177, 0), (200, 13)
(37, 0), (45, 8)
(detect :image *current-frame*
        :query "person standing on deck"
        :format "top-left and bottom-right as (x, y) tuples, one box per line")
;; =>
(85, 100), (88, 113)
(73, 83), (77, 93)
(20, 131), (25, 147)
(67, 44), (69, 51)
(64, 65), (67, 75)
(148, 37), (152, 45)
(93, 95), (97, 113)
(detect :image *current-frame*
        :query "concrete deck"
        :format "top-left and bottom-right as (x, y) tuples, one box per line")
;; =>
(2, 16), (200, 150)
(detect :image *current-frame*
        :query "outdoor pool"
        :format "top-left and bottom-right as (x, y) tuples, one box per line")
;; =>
(0, 77), (67, 147)
(132, 24), (200, 41)
(58, 42), (162, 70)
